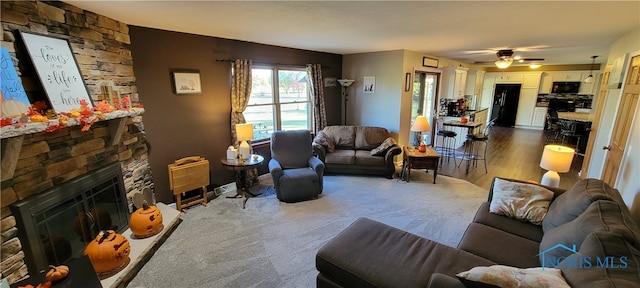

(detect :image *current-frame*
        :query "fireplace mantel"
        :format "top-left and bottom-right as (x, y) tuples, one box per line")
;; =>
(1, 108), (145, 139)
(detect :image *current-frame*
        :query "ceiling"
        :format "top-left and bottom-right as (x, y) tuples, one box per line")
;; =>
(65, 1), (640, 67)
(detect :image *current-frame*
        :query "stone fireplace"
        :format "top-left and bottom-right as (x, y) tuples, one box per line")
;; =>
(1, 1), (152, 285)
(10, 161), (130, 277)
(1, 115), (152, 284)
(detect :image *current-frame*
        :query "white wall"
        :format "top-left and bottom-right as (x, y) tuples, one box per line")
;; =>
(342, 50), (404, 138)
(586, 27), (640, 220)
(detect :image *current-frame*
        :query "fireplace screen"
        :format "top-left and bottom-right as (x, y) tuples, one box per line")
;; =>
(11, 163), (129, 275)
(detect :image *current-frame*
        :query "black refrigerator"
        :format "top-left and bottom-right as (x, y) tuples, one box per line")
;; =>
(490, 84), (521, 127)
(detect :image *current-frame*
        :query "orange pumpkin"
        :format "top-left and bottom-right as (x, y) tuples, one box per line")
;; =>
(83, 230), (130, 274)
(45, 265), (69, 282)
(129, 202), (164, 238)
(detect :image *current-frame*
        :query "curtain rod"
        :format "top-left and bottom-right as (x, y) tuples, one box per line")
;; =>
(215, 59), (329, 69)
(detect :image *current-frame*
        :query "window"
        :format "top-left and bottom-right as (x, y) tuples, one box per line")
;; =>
(243, 67), (311, 140)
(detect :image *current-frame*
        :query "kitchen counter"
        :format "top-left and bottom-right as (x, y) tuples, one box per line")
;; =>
(557, 112), (594, 122)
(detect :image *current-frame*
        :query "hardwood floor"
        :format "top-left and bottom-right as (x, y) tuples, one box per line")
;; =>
(435, 126), (583, 191)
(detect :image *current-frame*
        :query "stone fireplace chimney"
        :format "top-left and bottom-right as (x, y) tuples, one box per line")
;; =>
(1, 1), (152, 284)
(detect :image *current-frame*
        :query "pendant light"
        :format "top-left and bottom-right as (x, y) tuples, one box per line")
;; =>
(583, 56), (598, 84)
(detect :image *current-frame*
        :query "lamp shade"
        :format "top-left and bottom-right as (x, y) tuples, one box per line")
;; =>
(235, 123), (253, 141)
(410, 116), (431, 132)
(539, 145), (575, 173)
(338, 79), (355, 87)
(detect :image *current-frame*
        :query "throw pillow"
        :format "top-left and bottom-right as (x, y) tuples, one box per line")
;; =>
(314, 131), (334, 152)
(370, 137), (396, 156)
(456, 265), (570, 288)
(489, 178), (554, 225)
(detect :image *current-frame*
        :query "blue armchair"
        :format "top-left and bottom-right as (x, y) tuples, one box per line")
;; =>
(269, 130), (324, 203)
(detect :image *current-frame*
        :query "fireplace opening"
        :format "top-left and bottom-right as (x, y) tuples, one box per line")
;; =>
(10, 163), (130, 276)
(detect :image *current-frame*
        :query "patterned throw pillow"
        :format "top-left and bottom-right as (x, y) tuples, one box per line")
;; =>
(456, 265), (570, 288)
(314, 131), (334, 152)
(370, 137), (396, 156)
(489, 178), (554, 225)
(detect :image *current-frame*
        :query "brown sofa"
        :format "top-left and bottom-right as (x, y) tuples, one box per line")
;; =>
(316, 177), (640, 287)
(312, 126), (400, 179)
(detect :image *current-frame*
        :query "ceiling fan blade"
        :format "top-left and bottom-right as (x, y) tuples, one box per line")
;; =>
(520, 58), (545, 61)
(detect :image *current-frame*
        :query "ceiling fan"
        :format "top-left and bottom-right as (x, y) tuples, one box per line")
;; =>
(474, 49), (545, 68)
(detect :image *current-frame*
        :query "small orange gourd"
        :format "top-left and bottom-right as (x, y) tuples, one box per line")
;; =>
(129, 201), (163, 238)
(45, 265), (69, 282)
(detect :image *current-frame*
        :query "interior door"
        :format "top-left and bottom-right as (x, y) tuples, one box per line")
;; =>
(602, 55), (640, 186)
(581, 65), (611, 178)
(410, 71), (440, 146)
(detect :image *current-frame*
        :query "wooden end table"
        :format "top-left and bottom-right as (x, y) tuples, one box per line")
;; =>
(402, 146), (440, 184)
(220, 154), (264, 209)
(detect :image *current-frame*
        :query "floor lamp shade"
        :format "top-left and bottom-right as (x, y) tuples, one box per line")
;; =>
(236, 123), (253, 160)
(539, 144), (574, 187)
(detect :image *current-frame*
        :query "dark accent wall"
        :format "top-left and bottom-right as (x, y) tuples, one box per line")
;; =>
(129, 26), (342, 204)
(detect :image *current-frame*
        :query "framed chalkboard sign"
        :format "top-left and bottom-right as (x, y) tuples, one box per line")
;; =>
(18, 31), (93, 113)
(1, 47), (31, 118)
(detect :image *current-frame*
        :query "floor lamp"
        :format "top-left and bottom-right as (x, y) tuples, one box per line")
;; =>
(338, 79), (355, 125)
(539, 144), (575, 187)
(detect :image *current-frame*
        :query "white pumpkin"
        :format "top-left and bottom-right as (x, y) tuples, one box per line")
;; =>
(2, 99), (29, 118)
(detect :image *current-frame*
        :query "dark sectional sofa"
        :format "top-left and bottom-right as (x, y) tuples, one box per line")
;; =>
(316, 177), (640, 287)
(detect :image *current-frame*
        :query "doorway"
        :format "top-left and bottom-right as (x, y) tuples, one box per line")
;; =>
(410, 70), (440, 146)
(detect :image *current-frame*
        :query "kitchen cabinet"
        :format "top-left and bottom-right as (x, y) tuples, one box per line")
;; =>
(552, 71), (583, 82)
(480, 73), (496, 111)
(539, 72), (553, 94)
(442, 67), (468, 99)
(532, 107), (548, 128)
(465, 70), (485, 96)
(522, 73), (542, 89)
(495, 73), (524, 83)
(515, 88), (538, 126)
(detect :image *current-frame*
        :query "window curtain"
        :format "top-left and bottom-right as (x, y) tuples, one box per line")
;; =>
(307, 64), (327, 133)
(229, 59), (258, 187)
(231, 59), (252, 143)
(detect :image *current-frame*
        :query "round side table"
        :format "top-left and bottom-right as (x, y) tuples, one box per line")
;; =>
(220, 154), (264, 209)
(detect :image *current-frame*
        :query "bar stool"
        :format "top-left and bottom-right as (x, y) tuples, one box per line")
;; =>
(545, 112), (561, 143)
(458, 120), (494, 174)
(559, 119), (586, 154)
(435, 117), (457, 166)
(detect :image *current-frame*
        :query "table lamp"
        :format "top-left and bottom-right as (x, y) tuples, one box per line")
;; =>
(235, 123), (253, 160)
(410, 115), (431, 152)
(539, 144), (575, 187)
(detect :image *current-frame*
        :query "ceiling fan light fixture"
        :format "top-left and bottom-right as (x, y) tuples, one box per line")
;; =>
(584, 55), (598, 83)
(495, 58), (513, 69)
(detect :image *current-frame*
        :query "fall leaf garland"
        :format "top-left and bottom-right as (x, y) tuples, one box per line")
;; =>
(1, 96), (143, 132)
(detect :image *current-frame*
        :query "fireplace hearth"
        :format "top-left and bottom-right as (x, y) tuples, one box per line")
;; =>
(10, 163), (129, 276)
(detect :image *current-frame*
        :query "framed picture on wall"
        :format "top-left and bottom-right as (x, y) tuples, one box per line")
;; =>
(363, 76), (375, 93)
(18, 31), (93, 113)
(405, 73), (412, 92)
(171, 69), (202, 94)
(422, 57), (439, 68)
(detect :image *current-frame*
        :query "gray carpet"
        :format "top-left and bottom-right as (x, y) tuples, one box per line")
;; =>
(127, 172), (488, 288)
